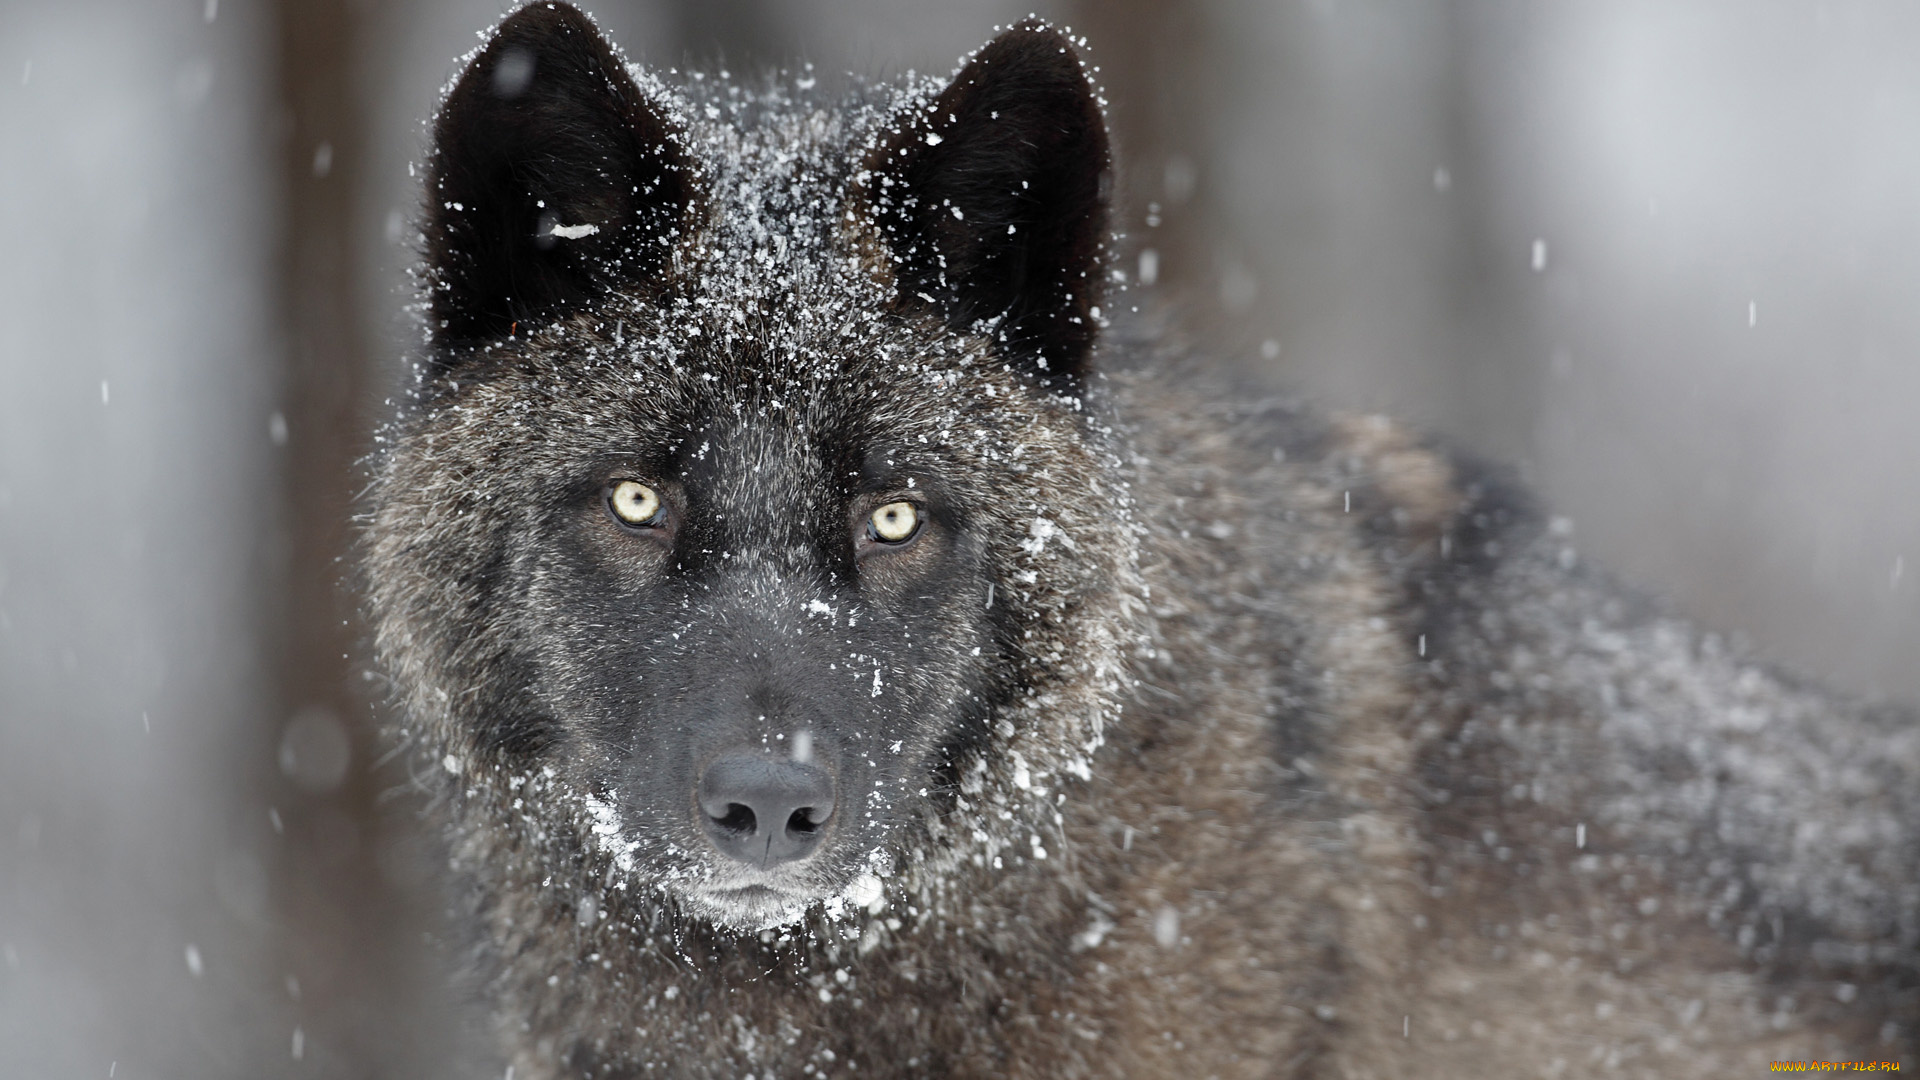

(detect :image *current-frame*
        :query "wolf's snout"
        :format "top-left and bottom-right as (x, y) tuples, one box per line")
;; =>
(697, 755), (836, 866)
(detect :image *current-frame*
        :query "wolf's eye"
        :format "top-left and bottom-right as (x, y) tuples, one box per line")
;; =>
(867, 501), (920, 543)
(607, 480), (663, 527)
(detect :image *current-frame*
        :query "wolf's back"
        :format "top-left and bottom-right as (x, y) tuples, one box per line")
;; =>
(1114, 363), (1919, 1068)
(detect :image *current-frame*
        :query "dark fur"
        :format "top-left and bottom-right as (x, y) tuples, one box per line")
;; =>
(367, 5), (1918, 1076)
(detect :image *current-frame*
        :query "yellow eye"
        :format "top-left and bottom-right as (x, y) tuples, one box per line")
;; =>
(608, 480), (662, 526)
(868, 501), (920, 543)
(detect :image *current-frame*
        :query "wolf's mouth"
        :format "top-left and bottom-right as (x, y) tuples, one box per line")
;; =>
(686, 882), (815, 929)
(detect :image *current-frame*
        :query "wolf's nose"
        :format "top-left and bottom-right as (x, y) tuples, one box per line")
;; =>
(697, 755), (836, 867)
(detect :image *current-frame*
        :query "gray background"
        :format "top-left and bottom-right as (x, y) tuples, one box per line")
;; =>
(3, 0), (1915, 1073)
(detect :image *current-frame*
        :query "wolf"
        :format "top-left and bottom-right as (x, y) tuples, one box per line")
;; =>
(364, 4), (1919, 1077)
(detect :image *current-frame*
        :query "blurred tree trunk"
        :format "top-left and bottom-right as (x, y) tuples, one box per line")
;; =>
(271, 0), (444, 1071)
(1066, 0), (1220, 311)
(1439, 1), (1548, 466)
(275, 0), (363, 734)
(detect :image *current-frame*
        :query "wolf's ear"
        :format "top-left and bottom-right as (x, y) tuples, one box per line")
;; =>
(861, 21), (1112, 386)
(424, 2), (696, 347)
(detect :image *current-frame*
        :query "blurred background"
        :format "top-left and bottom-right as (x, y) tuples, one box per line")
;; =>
(3, 0), (1916, 1073)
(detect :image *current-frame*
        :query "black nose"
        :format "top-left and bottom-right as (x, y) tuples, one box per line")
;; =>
(697, 755), (836, 867)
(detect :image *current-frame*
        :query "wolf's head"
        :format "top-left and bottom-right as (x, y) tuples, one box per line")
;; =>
(368, 2), (1138, 931)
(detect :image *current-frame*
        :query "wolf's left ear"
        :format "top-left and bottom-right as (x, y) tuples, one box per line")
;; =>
(861, 21), (1111, 386)
(424, 2), (697, 348)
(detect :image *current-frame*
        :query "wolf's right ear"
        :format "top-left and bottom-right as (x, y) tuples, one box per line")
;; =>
(425, 2), (696, 349)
